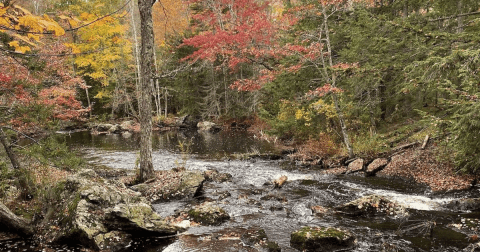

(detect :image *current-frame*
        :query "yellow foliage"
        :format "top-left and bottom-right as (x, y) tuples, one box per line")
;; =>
(0, 3), (66, 54)
(310, 99), (337, 119)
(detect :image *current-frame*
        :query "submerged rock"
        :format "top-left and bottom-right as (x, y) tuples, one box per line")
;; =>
(446, 198), (480, 212)
(241, 228), (281, 252)
(335, 194), (408, 217)
(290, 226), (356, 252)
(183, 202), (230, 226)
(43, 169), (183, 251)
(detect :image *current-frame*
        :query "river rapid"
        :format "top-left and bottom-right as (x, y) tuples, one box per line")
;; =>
(10, 129), (480, 252)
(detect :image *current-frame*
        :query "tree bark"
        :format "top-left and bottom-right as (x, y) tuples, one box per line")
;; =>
(322, 5), (354, 158)
(0, 202), (32, 236)
(0, 128), (20, 170)
(137, 0), (156, 182)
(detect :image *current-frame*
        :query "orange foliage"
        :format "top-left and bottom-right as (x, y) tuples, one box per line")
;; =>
(153, 0), (189, 46)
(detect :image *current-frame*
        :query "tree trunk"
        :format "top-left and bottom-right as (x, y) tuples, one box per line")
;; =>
(457, 0), (464, 33)
(322, 5), (354, 158)
(0, 128), (20, 170)
(137, 0), (156, 182)
(0, 202), (32, 236)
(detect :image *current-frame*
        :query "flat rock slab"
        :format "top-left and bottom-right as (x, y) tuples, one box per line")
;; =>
(290, 226), (356, 252)
(366, 158), (389, 176)
(347, 158), (364, 172)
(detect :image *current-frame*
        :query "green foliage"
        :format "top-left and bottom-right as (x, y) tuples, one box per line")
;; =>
(451, 101), (480, 173)
(352, 134), (389, 157)
(0, 161), (13, 197)
(23, 136), (84, 171)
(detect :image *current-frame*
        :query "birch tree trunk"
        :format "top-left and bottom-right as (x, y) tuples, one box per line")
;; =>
(322, 5), (354, 158)
(137, 0), (156, 182)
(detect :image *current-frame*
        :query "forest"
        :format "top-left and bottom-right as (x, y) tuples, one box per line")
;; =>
(1, 0), (480, 250)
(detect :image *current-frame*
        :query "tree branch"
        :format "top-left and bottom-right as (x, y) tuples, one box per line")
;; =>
(429, 11), (480, 22)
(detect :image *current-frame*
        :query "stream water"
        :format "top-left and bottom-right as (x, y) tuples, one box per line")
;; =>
(3, 130), (480, 252)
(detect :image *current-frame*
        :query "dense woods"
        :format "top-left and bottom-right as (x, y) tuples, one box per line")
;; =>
(1, 0), (480, 196)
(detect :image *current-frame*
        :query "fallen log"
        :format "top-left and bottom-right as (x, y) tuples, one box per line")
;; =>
(392, 142), (419, 152)
(0, 202), (32, 236)
(421, 135), (429, 150)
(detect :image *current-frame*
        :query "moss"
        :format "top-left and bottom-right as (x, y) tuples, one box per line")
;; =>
(264, 241), (281, 252)
(187, 204), (229, 225)
(292, 227), (348, 241)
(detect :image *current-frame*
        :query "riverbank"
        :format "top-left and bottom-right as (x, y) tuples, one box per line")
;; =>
(80, 116), (479, 193)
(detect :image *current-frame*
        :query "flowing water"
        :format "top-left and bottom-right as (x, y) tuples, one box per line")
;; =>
(9, 130), (480, 252)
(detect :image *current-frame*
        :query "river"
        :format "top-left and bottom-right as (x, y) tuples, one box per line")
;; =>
(3, 129), (480, 251)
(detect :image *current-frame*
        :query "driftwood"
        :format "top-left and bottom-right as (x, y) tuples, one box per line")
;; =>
(421, 135), (430, 150)
(392, 142), (419, 152)
(273, 175), (288, 188)
(0, 202), (32, 236)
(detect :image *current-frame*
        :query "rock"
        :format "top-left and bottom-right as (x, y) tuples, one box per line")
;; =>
(130, 170), (205, 202)
(241, 228), (281, 252)
(365, 158), (389, 176)
(446, 198), (480, 212)
(292, 203), (313, 217)
(107, 124), (121, 134)
(311, 205), (330, 216)
(347, 158), (364, 173)
(273, 175), (288, 188)
(203, 169), (232, 183)
(43, 169), (183, 251)
(290, 226), (356, 252)
(184, 202), (230, 226)
(197, 121), (221, 133)
(120, 120), (134, 131)
(218, 191), (231, 200)
(335, 194), (408, 217)
(175, 115), (198, 129)
(121, 131), (132, 138)
(96, 123), (114, 132)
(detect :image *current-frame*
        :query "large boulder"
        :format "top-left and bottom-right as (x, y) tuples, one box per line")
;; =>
(95, 123), (114, 132)
(365, 158), (389, 176)
(335, 194), (408, 217)
(347, 158), (364, 173)
(290, 226), (356, 252)
(130, 170), (205, 202)
(43, 169), (183, 251)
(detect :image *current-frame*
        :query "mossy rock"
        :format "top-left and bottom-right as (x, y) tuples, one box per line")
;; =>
(290, 226), (356, 252)
(186, 202), (230, 226)
(335, 194), (408, 217)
